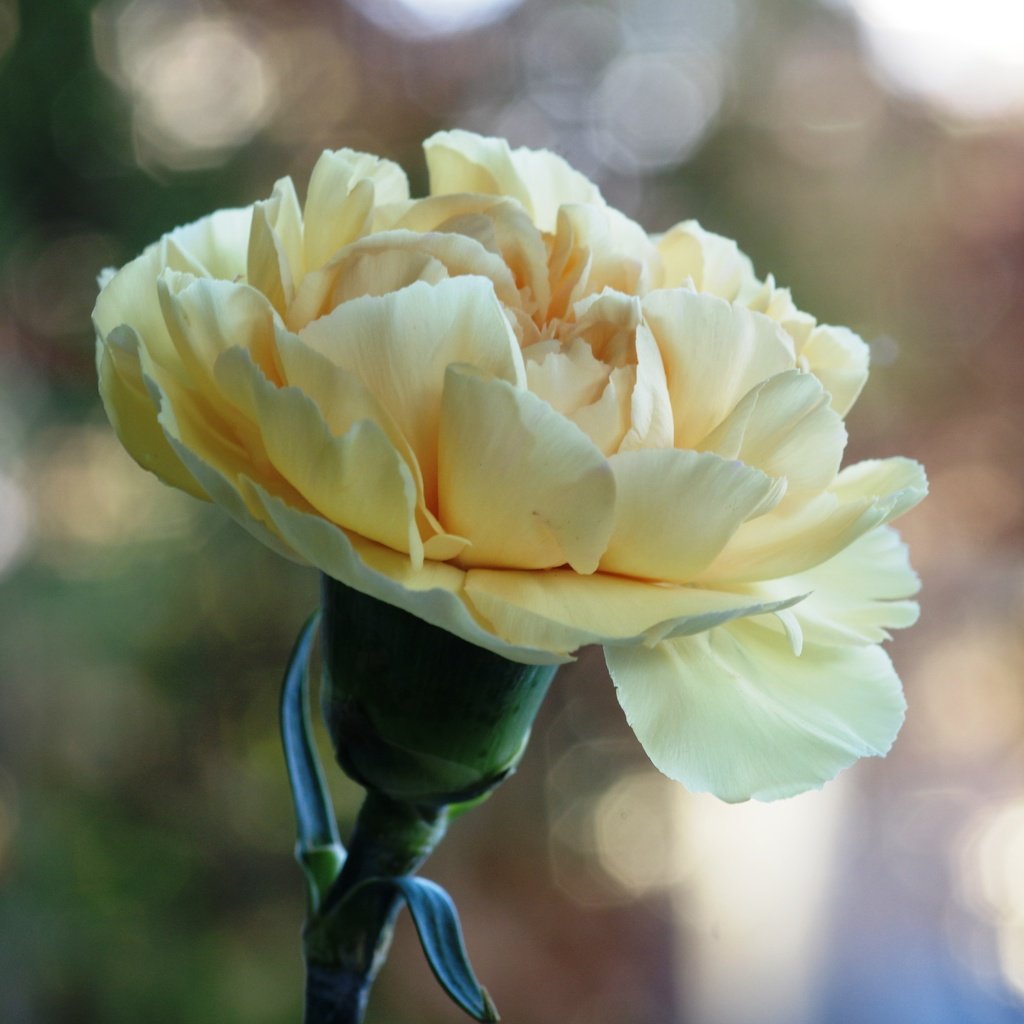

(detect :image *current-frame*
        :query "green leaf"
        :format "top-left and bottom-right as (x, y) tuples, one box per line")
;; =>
(280, 611), (345, 910)
(345, 875), (500, 1021)
(394, 877), (500, 1022)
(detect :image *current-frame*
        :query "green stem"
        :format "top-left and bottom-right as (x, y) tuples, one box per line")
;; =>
(303, 792), (448, 1024)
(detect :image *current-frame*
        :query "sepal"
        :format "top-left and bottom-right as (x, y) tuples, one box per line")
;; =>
(320, 575), (556, 805)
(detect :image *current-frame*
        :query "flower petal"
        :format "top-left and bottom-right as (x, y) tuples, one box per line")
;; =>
(93, 207), (255, 398)
(135, 351), (303, 560)
(214, 348), (423, 563)
(298, 277), (525, 512)
(438, 366), (615, 573)
(244, 479), (568, 665)
(425, 132), (532, 207)
(156, 272), (282, 390)
(642, 289), (796, 449)
(247, 177), (304, 312)
(167, 444), (300, 563)
(698, 369), (847, 505)
(525, 337), (609, 417)
(288, 229), (520, 330)
(656, 220), (756, 298)
(391, 195), (551, 317)
(163, 207), (252, 281)
(698, 457), (928, 583)
(619, 321), (674, 451)
(569, 365), (634, 455)
(550, 204), (660, 316)
(94, 250), (179, 374)
(424, 129), (603, 232)
(303, 148), (410, 270)
(272, 334), (468, 560)
(565, 289), (642, 366)
(751, 525), (920, 646)
(95, 325), (206, 498)
(464, 567), (805, 656)
(507, 144), (604, 232)
(799, 323), (870, 418)
(273, 334), (409, 455)
(600, 448), (784, 582)
(832, 457), (928, 521)
(606, 619), (906, 801)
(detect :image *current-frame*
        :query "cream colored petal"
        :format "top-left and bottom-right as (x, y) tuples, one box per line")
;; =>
(93, 208), (256, 388)
(325, 249), (452, 311)
(750, 525), (920, 647)
(600, 448), (784, 582)
(304, 176), (374, 272)
(425, 131), (533, 207)
(421, 531), (470, 562)
(698, 369), (846, 505)
(761, 284), (809, 329)
(619, 322), (674, 451)
(799, 323), (870, 418)
(153, 272), (284, 466)
(438, 366), (616, 573)
(547, 216), (591, 322)
(213, 348), (423, 563)
(525, 337), (609, 416)
(370, 199), (417, 233)
(566, 289), (642, 367)
(161, 236), (208, 277)
(138, 342), (277, 502)
(699, 457), (928, 584)
(136, 351), (303, 561)
(166, 206), (252, 281)
(168, 444), (300, 563)
(156, 272), (282, 391)
(273, 333), (469, 560)
(389, 194), (507, 234)
(303, 148), (410, 270)
(507, 143), (604, 233)
(425, 130), (604, 234)
(332, 149), (410, 205)
(570, 365), (634, 456)
(299, 277), (525, 511)
(246, 479), (568, 665)
(146, 308), (421, 572)
(656, 220), (756, 297)
(698, 491), (875, 585)
(94, 249), (179, 373)
(274, 333), (407, 452)
(606, 619), (906, 801)
(642, 289), (796, 449)
(464, 566), (805, 655)
(439, 209), (550, 319)
(804, 523), (920, 602)
(393, 195), (551, 317)
(554, 204), (660, 311)
(270, 178), (304, 284)
(288, 229), (520, 331)
(832, 457), (928, 520)
(348, 231), (522, 307)
(247, 177), (304, 312)
(95, 326), (206, 499)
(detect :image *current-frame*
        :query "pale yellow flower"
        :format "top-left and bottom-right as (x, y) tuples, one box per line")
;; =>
(94, 130), (926, 802)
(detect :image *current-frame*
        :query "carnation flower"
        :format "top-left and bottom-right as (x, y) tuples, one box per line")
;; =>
(94, 130), (926, 802)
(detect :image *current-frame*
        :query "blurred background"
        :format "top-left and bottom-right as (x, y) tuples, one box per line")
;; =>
(1, 0), (1022, 1021)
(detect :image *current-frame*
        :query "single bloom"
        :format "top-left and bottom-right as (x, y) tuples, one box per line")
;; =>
(94, 130), (927, 802)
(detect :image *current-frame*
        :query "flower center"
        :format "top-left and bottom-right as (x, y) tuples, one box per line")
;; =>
(521, 310), (639, 456)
